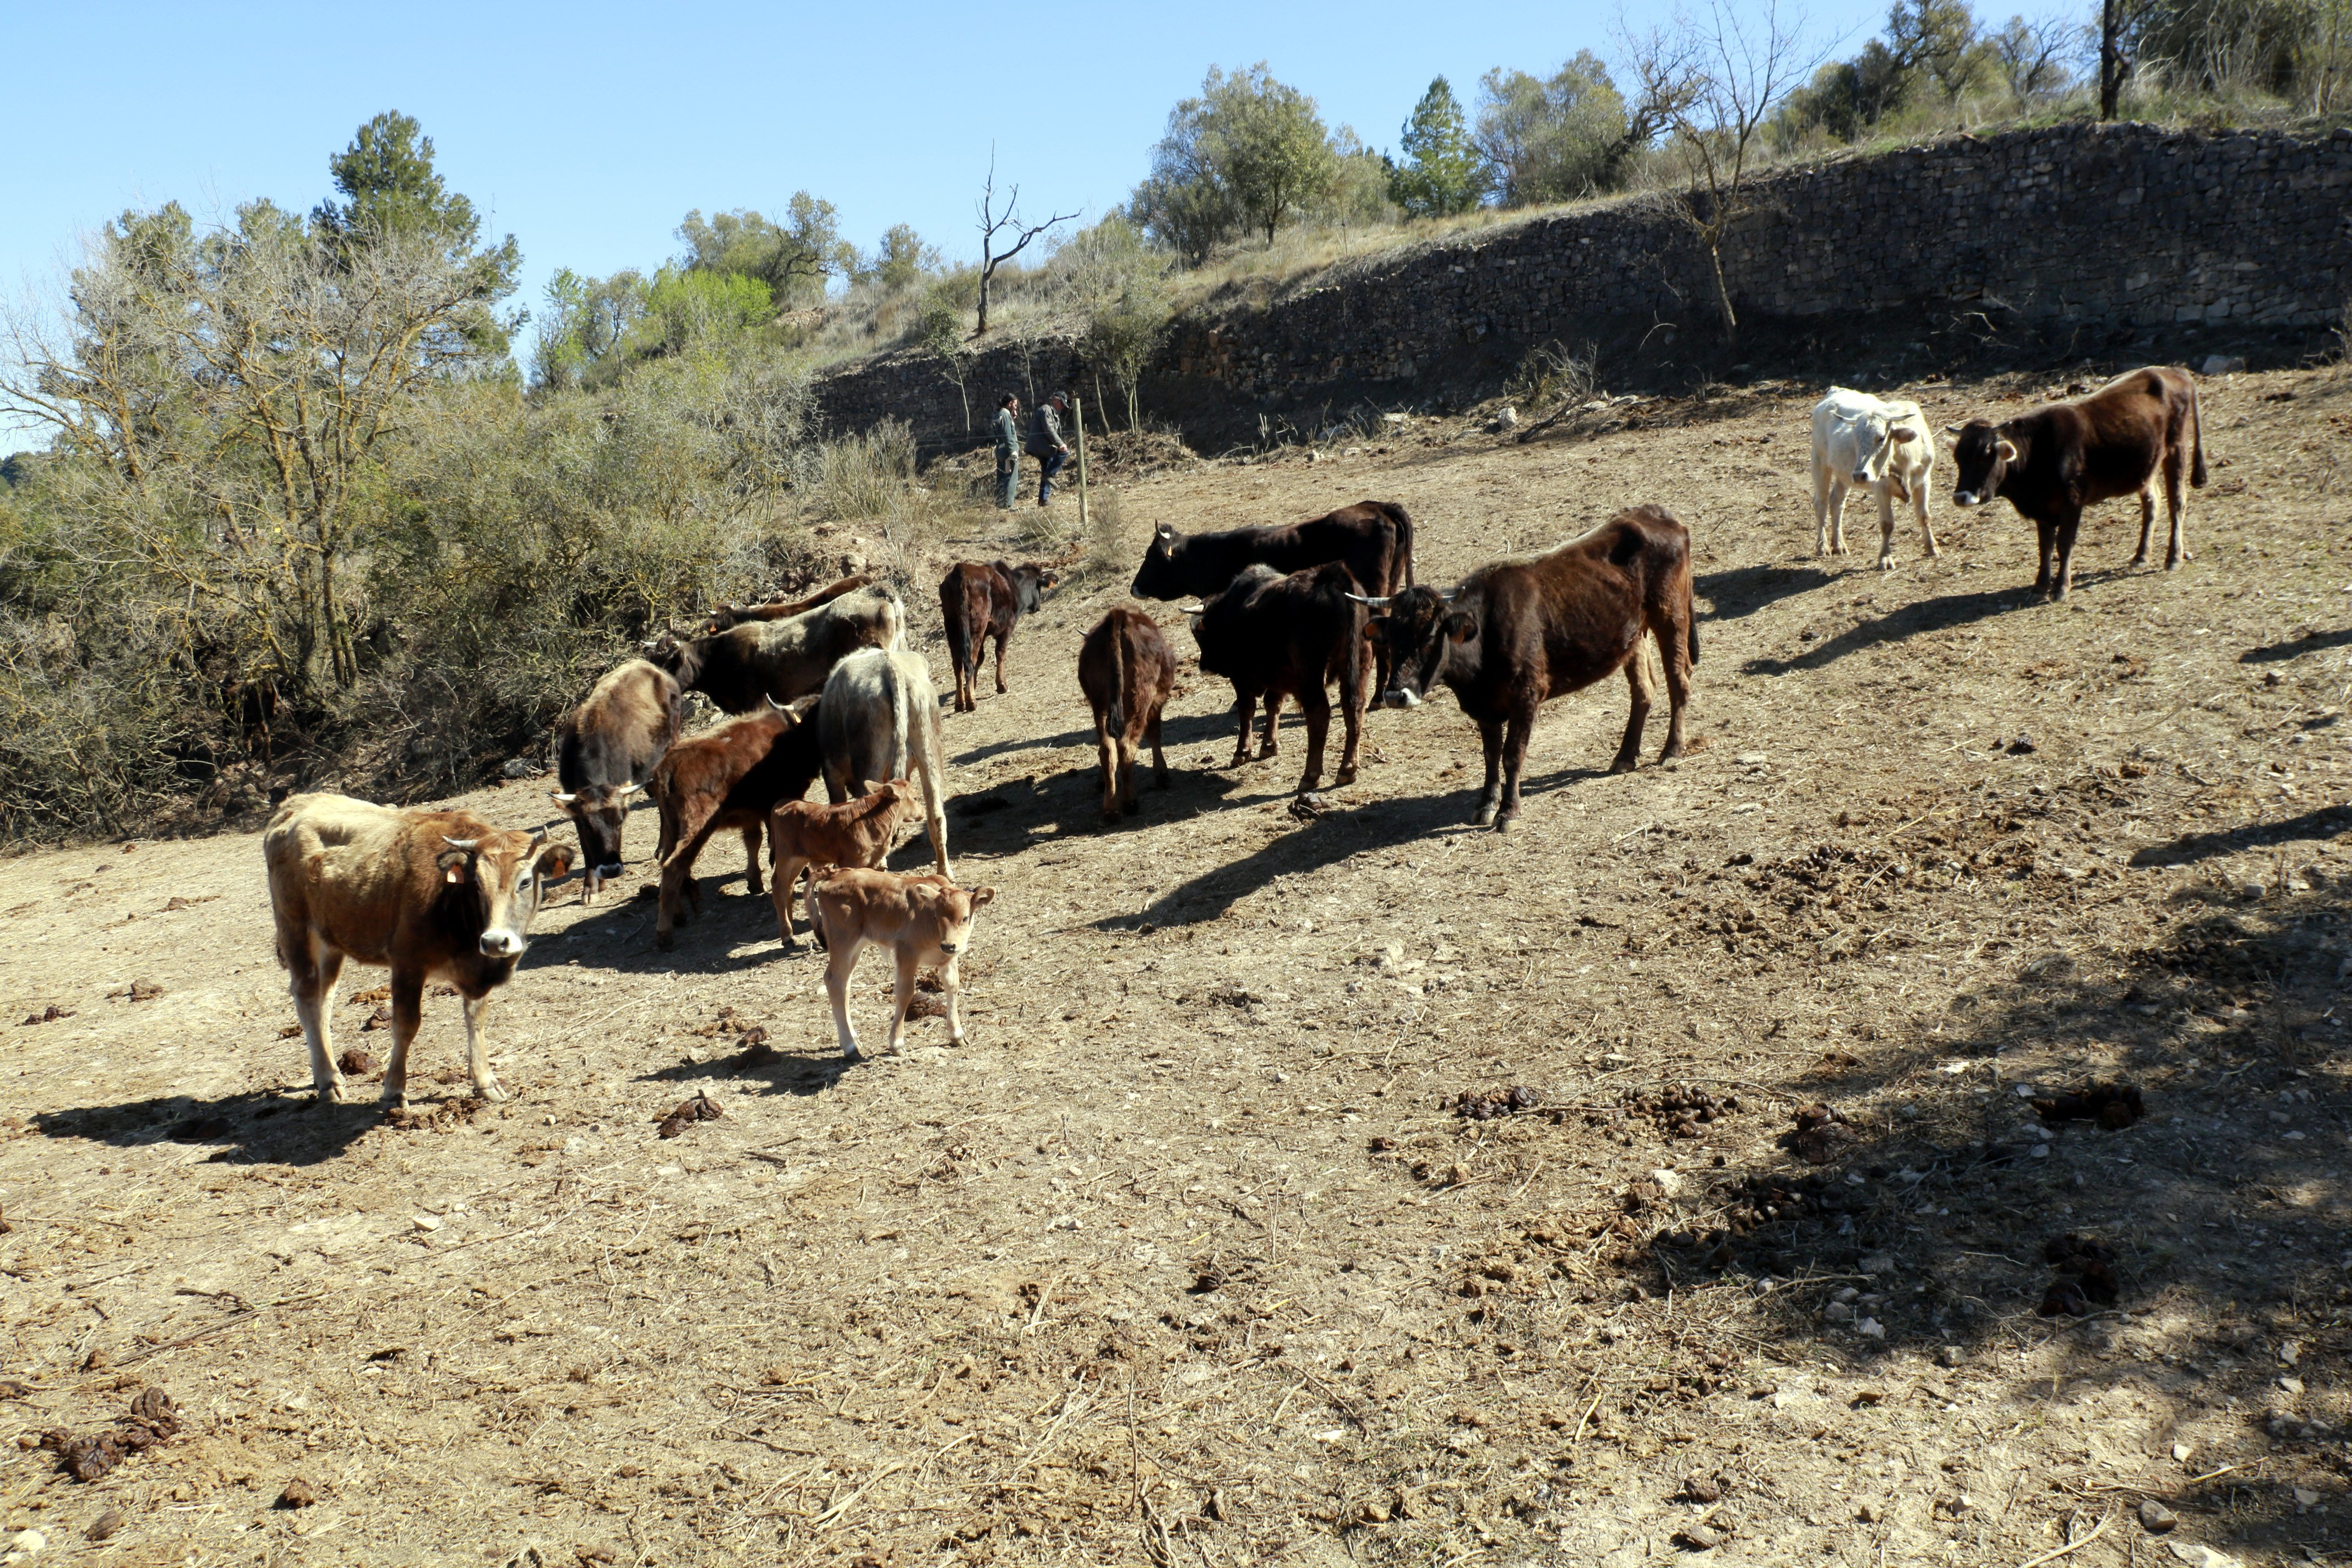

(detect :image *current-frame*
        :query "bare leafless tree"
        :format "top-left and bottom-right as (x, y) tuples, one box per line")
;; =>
(974, 151), (1076, 337)
(1626, 0), (1825, 356)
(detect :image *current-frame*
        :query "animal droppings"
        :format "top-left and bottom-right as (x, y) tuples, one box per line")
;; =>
(277, 1477), (317, 1509)
(2039, 1233), (2123, 1315)
(336, 1048), (378, 1076)
(1623, 1083), (1738, 1140)
(655, 1091), (726, 1139)
(2031, 1081), (2144, 1129)
(85, 1510), (126, 1542)
(40, 1387), (179, 1482)
(18, 1005), (74, 1026)
(1451, 1085), (1539, 1120)
(1784, 1103), (1858, 1164)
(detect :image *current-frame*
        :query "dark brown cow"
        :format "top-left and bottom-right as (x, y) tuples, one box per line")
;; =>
(939, 560), (1059, 712)
(264, 794), (574, 1106)
(645, 583), (904, 714)
(1188, 561), (1368, 796)
(1133, 500), (1414, 692)
(1076, 606), (1177, 819)
(696, 573), (874, 635)
(1360, 505), (1697, 830)
(550, 660), (682, 902)
(649, 698), (824, 949)
(1948, 365), (2207, 600)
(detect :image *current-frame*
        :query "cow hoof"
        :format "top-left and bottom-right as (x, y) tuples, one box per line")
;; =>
(476, 1080), (507, 1103)
(314, 1084), (347, 1108)
(655, 932), (676, 951)
(1877, 557), (1896, 572)
(1608, 758), (1637, 775)
(1493, 813), (1518, 834)
(1474, 806), (1498, 827)
(2166, 555), (2186, 570)
(1333, 766), (1357, 786)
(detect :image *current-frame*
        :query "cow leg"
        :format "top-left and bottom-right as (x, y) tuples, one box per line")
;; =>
(2032, 520), (2058, 595)
(1610, 650), (1653, 774)
(993, 629), (1010, 694)
(380, 969), (424, 1109)
(1257, 693), (1282, 760)
(1496, 707), (1537, 830)
(1118, 728), (1141, 814)
(2131, 484), (2155, 567)
(1875, 483), (1899, 570)
(1229, 691), (1257, 769)
(1474, 719), (1505, 827)
(1915, 473), (1939, 560)
(1295, 685), (1331, 794)
(2053, 514), (2083, 601)
(288, 937), (346, 1104)
(738, 823), (766, 893)
(825, 935), (867, 1059)
(1813, 469), (1833, 557)
(941, 955), (967, 1044)
(772, 854), (808, 948)
(459, 990), (505, 1103)
(1095, 709), (1122, 818)
(1651, 618), (1692, 763)
(2164, 453), (2191, 568)
(1146, 706), (1169, 789)
(1824, 481), (1849, 556)
(885, 947), (919, 1054)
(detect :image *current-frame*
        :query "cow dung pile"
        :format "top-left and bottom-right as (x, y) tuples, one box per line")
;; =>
(1783, 1103), (1859, 1164)
(655, 1091), (726, 1140)
(1452, 1086), (1539, 1121)
(1620, 1083), (1739, 1140)
(41, 1387), (180, 1482)
(2031, 1080), (2146, 1129)
(2038, 1233), (2122, 1316)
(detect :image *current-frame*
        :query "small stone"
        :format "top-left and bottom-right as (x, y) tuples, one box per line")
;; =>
(1857, 1502), (1882, 1523)
(2141, 1499), (2178, 1532)
(2166, 1543), (2242, 1568)
(2296, 1488), (2321, 1508)
(1935, 1344), (1966, 1369)
(1673, 1523), (1722, 1551)
(1857, 1316), (1886, 1340)
(411, 1214), (441, 1232)
(276, 1478), (316, 1510)
(2279, 1340), (2301, 1366)
(5, 1531), (44, 1558)
(1859, 1252), (1894, 1276)
(2278, 1375), (2305, 1396)
(2172, 1442), (2195, 1463)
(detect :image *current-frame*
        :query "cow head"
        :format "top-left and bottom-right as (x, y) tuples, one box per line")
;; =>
(1842, 406), (1920, 487)
(642, 631), (703, 689)
(1009, 564), (1061, 615)
(1946, 421), (2018, 508)
(435, 827), (575, 961)
(1354, 585), (1469, 709)
(549, 780), (644, 893)
(1130, 524), (1185, 599)
(924, 882), (997, 959)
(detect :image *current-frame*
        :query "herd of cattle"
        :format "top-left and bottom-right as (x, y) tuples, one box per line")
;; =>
(262, 367), (2211, 1103)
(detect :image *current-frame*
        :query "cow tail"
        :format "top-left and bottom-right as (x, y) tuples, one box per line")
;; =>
(944, 597), (973, 685)
(1390, 503), (1417, 590)
(1106, 622), (1129, 740)
(1687, 614), (1701, 668)
(887, 656), (912, 785)
(2188, 382), (2208, 489)
(885, 589), (908, 652)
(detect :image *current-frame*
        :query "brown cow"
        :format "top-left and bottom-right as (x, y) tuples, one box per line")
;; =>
(551, 660), (682, 902)
(939, 560), (1059, 712)
(766, 778), (923, 948)
(1188, 561), (1368, 796)
(696, 573), (874, 635)
(809, 869), (997, 1060)
(1948, 364), (2207, 600)
(264, 794), (574, 1106)
(1077, 606), (1177, 819)
(644, 582), (905, 714)
(1360, 505), (1697, 830)
(649, 698), (824, 949)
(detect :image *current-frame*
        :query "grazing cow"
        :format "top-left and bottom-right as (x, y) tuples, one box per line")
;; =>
(1948, 364), (2207, 600)
(1359, 505), (1697, 830)
(695, 573), (874, 635)
(1077, 606), (1178, 819)
(649, 698), (824, 949)
(809, 868), (996, 1060)
(1132, 500), (1416, 691)
(1810, 388), (1937, 568)
(550, 660), (682, 902)
(816, 647), (954, 880)
(767, 778), (924, 948)
(645, 582), (905, 714)
(939, 560), (1059, 712)
(264, 794), (574, 1106)
(1188, 561), (1368, 796)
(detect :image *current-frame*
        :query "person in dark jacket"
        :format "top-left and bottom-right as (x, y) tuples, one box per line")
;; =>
(991, 393), (1021, 510)
(1026, 392), (1072, 507)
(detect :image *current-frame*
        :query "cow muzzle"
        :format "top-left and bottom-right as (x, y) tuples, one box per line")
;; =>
(1954, 491), (1982, 507)
(479, 930), (524, 958)
(597, 861), (624, 878)
(1852, 467), (1874, 484)
(1378, 689), (1423, 710)
(937, 941), (960, 956)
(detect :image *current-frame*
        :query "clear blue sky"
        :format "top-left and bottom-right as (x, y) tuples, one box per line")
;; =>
(2, 0), (2071, 453)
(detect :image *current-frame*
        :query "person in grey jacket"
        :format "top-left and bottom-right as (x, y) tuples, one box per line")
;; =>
(991, 393), (1021, 510)
(1025, 392), (1072, 507)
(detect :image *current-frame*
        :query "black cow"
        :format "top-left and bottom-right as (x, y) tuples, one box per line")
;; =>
(550, 660), (683, 902)
(1189, 561), (1368, 796)
(1948, 364), (2207, 600)
(645, 584), (905, 714)
(1360, 505), (1697, 830)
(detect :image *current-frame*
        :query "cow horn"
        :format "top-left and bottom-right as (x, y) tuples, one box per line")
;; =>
(620, 781), (646, 797)
(1176, 603), (1206, 616)
(442, 837), (480, 850)
(551, 791), (578, 805)
(766, 695), (788, 711)
(1942, 423), (1963, 437)
(526, 826), (547, 846)
(1438, 587), (1461, 603)
(1155, 523), (1174, 540)
(1343, 592), (1391, 608)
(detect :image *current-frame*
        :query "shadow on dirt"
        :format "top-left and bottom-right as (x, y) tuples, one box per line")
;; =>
(1697, 563), (1838, 621)
(948, 710), (1241, 769)
(2241, 626), (2352, 665)
(639, 1042), (855, 1098)
(33, 1087), (381, 1167)
(2128, 802), (2352, 869)
(1740, 584), (2029, 675)
(1600, 854), (2352, 1562)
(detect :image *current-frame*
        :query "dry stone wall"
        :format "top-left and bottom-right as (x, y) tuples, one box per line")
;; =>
(816, 121), (2352, 451)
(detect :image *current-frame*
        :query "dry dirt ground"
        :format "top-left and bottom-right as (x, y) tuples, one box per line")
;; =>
(4, 365), (2351, 1568)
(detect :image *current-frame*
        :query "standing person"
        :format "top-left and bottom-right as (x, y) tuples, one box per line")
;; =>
(1027, 391), (1073, 507)
(991, 393), (1022, 510)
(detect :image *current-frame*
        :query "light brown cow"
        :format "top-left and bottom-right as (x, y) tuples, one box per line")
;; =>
(264, 793), (573, 1107)
(1077, 606), (1176, 818)
(649, 698), (824, 950)
(809, 869), (996, 1060)
(766, 778), (923, 948)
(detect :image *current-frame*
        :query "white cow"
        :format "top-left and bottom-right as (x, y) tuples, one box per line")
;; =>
(1809, 388), (1937, 569)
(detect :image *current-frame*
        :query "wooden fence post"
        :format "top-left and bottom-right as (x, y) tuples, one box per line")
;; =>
(1074, 395), (1090, 539)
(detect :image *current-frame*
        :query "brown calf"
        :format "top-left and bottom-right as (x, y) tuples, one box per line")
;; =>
(551, 659), (682, 901)
(939, 560), (1058, 712)
(810, 869), (996, 1060)
(766, 778), (923, 948)
(1362, 505), (1697, 830)
(264, 793), (573, 1106)
(1077, 606), (1177, 818)
(649, 698), (824, 949)
(1948, 364), (2207, 600)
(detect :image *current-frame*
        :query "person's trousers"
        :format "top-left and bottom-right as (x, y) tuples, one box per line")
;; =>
(995, 460), (1018, 509)
(1037, 448), (1068, 504)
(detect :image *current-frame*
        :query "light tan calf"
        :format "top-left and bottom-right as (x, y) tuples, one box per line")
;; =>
(809, 869), (996, 1060)
(767, 778), (922, 948)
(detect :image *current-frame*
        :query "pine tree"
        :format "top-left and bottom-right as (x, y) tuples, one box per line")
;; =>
(1389, 77), (1482, 219)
